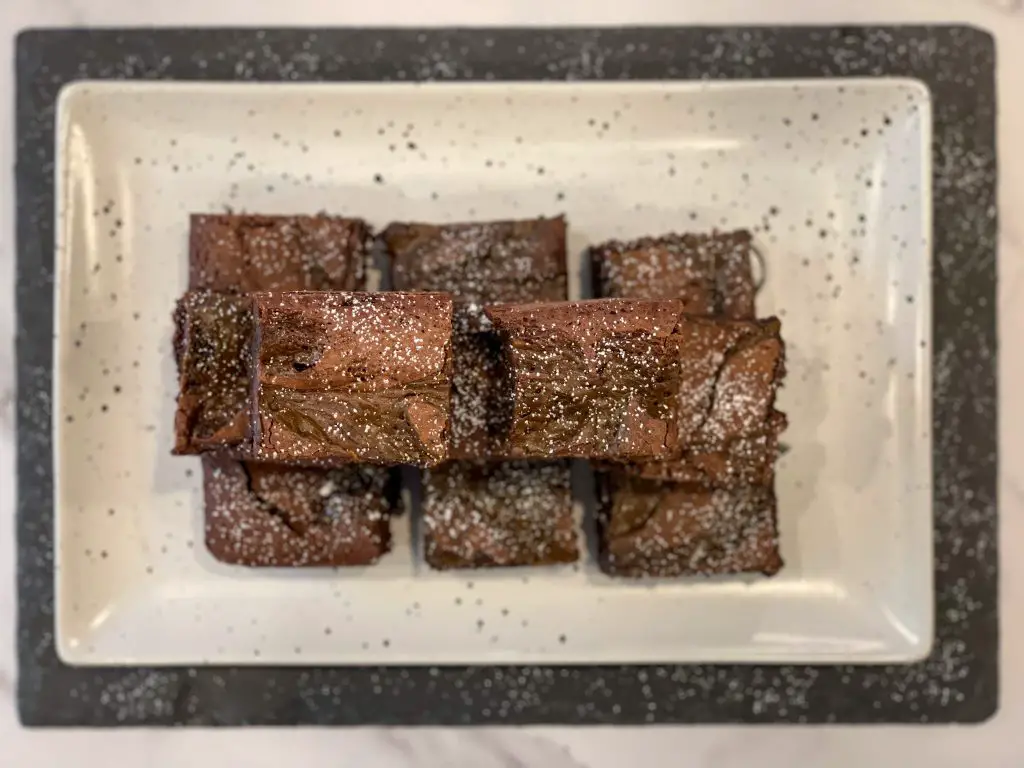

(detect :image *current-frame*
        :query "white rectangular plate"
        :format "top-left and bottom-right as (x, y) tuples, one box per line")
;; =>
(55, 79), (932, 666)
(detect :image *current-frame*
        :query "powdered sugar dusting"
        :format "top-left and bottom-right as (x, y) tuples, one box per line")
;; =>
(190, 214), (371, 293)
(591, 229), (756, 319)
(203, 455), (394, 567)
(172, 290), (252, 454)
(598, 473), (781, 577)
(448, 303), (512, 458)
(423, 461), (576, 568)
(250, 291), (453, 466)
(387, 217), (573, 570)
(486, 299), (685, 460)
(385, 216), (568, 305)
(674, 317), (785, 450)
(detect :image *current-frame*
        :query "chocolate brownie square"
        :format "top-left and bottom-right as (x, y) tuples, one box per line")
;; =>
(203, 455), (395, 567)
(175, 213), (370, 455)
(384, 216), (567, 304)
(385, 217), (574, 566)
(589, 229), (756, 318)
(673, 316), (785, 450)
(485, 299), (684, 460)
(249, 291), (453, 466)
(590, 229), (782, 487)
(190, 214), (370, 293)
(172, 290), (252, 455)
(596, 471), (782, 577)
(423, 460), (577, 569)
(600, 315), (787, 487)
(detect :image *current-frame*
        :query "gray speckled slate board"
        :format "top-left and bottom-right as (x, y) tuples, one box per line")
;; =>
(15, 26), (997, 726)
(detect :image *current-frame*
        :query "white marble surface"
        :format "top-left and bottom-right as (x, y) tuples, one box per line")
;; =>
(0, 0), (1021, 765)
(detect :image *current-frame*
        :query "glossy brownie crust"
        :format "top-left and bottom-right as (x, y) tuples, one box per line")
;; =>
(386, 217), (569, 459)
(590, 230), (774, 485)
(174, 213), (372, 456)
(597, 316), (787, 486)
(249, 291), (453, 467)
(386, 216), (573, 568)
(675, 316), (784, 441)
(624, 411), (787, 486)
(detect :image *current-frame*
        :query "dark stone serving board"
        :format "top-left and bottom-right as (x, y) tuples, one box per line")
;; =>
(15, 26), (998, 725)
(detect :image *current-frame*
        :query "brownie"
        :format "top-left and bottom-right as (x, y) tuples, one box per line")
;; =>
(203, 454), (395, 567)
(249, 291), (453, 467)
(595, 315), (786, 486)
(384, 216), (568, 304)
(386, 219), (574, 568)
(172, 290), (252, 455)
(190, 214), (370, 293)
(423, 461), (577, 569)
(596, 471), (782, 578)
(589, 230), (756, 319)
(590, 231), (781, 486)
(673, 316), (785, 450)
(485, 299), (684, 460)
(384, 217), (568, 458)
(175, 213), (370, 454)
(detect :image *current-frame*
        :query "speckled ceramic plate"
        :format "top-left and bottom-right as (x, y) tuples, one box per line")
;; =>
(18, 26), (997, 725)
(52, 77), (932, 667)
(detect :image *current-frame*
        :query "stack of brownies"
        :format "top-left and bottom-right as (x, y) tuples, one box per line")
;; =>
(172, 214), (786, 577)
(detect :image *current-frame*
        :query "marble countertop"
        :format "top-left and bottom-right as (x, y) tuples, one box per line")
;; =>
(1, 0), (1020, 765)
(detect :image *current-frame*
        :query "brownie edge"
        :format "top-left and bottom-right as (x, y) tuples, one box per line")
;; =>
(172, 290), (252, 455)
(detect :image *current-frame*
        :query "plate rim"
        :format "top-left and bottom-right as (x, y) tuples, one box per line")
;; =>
(16, 24), (997, 725)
